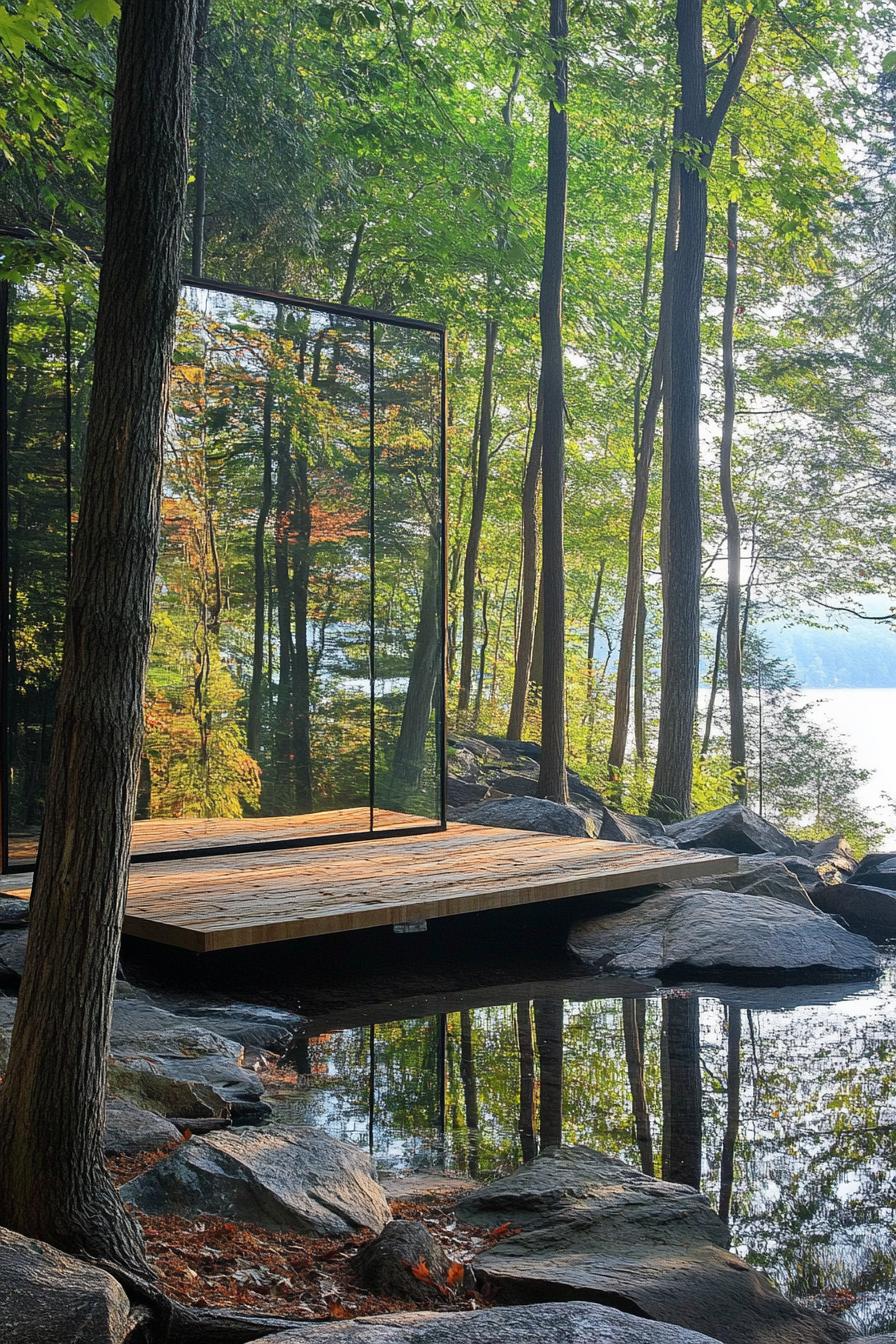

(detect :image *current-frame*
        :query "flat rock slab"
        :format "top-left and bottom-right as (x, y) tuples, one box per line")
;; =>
(121, 1123), (391, 1237)
(0, 1225), (133, 1344)
(568, 887), (879, 982)
(248, 1302), (725, 1342)
(454, 796), (597, 837)
(455, 1147), (850, 1344)
(810, 882), (896, 940)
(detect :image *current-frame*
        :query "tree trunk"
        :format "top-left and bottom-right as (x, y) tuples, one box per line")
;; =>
(633, 581), (647, 758)
(190, 0), (211, 275)
(247, 378), (274, 762)
(534, 997), (564, 1150)
(507, 385), (542, 739)
(718, 1006), (741, 1222)
(649, 0), (757, 821)
(660, 996), (702, 1190)
(586, 558), (606, 693)
(622, 999), (654, 1175)
(721, 129), (746, 800)
(537, 0), (569, 803)
(389, 538), (442, 801)
(700, 602), (725, 757)
(608, 140), (679, 788)
(457, 317), (497, 718)
(0, 0), (197, 1271)
(516, 1001), (537, 1162)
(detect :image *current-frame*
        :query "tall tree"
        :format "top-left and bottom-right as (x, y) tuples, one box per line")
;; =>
(649, 0), (757, 821)
(457, 317), (498, 718)
(720, 119), (747, 799)
(507, 383), (542, 740)
(0, 0), (198, 1273)
(537, 0), (570, 802)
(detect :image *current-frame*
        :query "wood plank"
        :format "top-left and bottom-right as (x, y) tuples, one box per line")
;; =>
(2, 817), (738, 953)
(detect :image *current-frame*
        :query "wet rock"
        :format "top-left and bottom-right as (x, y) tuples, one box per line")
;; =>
(353, 1219), (469, 1305)
(568, 887), (878, 981)
(458, 796), (596, 838)
(121, 1124), (391, 1236)
(0, 896), (28, 928)
(248, 1301), (726, 1343)
(137, 990), (303, 1059)
(808, 835), (857, 883)
(667, 804), (797, 857)
(0, 1226), (133, 1343)
(810, 881), (896, 941)
(104, 1098), (182, 1156)
(456, 1147), (850, 1344)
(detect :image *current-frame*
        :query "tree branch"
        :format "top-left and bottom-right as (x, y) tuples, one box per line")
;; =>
(705, 14), (759, 154)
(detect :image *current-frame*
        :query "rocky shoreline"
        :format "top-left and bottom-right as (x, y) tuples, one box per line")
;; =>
(2, 732), (896, 1340)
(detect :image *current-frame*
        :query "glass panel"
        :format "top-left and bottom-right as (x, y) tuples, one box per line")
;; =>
(371, 322), (443, 829)
(133, 288), (373, 854)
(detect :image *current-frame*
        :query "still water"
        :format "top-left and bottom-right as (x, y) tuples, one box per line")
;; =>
(263, 960), (896, 1337)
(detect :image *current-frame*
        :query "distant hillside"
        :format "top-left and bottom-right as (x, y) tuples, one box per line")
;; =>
(759, 618), (896, 688)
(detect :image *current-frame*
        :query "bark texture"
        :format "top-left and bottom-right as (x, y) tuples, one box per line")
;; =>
(537, 0), (570, 803)
(0, 0), (197, 1272)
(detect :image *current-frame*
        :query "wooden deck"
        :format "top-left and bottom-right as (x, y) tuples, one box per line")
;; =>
(2, 814), (736, 953)
(7, 806), (432, 864)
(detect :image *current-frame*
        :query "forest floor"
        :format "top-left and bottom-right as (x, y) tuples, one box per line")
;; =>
(108, 1146), (507, 1321)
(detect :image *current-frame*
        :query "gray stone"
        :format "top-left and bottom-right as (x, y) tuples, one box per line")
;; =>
(853, 1336), (896, 1342)
(247, 1302), (726, 1343)
(123, 990), (302, 1059)
(104, 1098), (182, 1156)
(447, 777), (489, 807)
(0, 1225), (133, 1343)
(810, 881), (896, 941)
(0, 896), (28, 928)
(456, 1147), (849, 1344)
(853, 851), (896, 882)
(458, 796), (596, 838)
(108, 998), (269, 1119)
(667, 804), (797, 856)
(0, 928), (28, 981)
(121, 1123), (391, 1236)
(568, 887), (878, 981)
(665, 857), (817, 910)
(107, 1060), (228, 1120)
(600, 809), (666, 845)
(808, 835), (857, 883)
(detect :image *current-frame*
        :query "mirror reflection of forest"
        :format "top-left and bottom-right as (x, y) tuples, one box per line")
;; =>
(5, 271), (443, 863)
(271, 960), (896, 1336)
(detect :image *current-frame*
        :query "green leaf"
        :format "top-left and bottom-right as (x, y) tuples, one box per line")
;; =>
(71, 0), (119, 22)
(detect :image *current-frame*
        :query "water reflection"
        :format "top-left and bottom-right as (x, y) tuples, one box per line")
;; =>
(268, 961), (896, 1334)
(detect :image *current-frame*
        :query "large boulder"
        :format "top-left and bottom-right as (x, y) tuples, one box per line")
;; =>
(599, 809), (667, 846)
(457, 796), (596, 838)
(447, 777), (489, 808)
(109, 998), (269, 1121)
(667, 805), (797, 857)
(116, 990), (302, 1062)
(456, 1147), (850, 1344)
(665, 857), (817, 911)
(810, 882), (896, 941)
(247, 1302), (727, 1343)
(121, 1124), (391, 1237)
(850, 853), (896, 891)
(0, 1226), (133, 1343)
(457, 795), (596, 837)
(568, 887), (878, 981)
(104, 1098), (182, 1156)
(107, 1059), (228, 1120)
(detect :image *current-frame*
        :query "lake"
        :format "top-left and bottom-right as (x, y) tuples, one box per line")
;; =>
(795, 688), (896, 845)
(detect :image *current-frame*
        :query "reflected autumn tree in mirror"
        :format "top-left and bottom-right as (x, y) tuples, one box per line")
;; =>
(3, 266), (445, 866)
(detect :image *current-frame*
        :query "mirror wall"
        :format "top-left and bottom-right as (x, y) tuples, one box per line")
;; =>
(1, 266), (445, 869)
